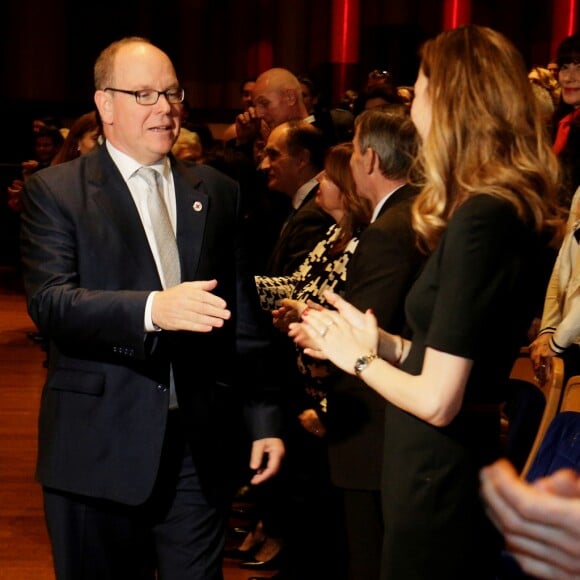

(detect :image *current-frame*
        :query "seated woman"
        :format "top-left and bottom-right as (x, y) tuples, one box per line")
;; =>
(531, 185), (580, 382)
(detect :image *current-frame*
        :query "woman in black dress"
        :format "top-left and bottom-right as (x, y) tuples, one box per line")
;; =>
(290, 25), (564, 579)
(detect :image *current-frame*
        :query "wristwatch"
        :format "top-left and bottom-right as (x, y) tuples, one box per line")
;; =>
(354, 353), (378, 376)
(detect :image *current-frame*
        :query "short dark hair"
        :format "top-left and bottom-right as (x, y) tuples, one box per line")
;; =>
(557, 34), (580, 67)
(297, 75), (319, 98)
(34, 125), (65, 147)
(285, 120), (327, 171)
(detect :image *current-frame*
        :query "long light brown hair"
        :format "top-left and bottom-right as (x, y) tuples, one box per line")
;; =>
(412, 25), (563, 252)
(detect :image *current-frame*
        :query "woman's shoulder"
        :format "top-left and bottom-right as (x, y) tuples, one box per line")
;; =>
(447, 194), (528, 246)
(454, 193), (521, 226)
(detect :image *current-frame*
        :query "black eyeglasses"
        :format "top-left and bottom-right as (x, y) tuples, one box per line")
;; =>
(104, 87), (185, 106)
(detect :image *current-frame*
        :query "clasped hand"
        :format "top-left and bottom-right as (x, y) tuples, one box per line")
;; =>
(272, 298), (308, 333)
(529, 333), (554, 382)
(288, 290), (379, 375)
(152, 279), (231, 332)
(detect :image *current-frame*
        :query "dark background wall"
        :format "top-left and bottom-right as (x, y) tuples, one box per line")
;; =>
(0, 0), (569, 140)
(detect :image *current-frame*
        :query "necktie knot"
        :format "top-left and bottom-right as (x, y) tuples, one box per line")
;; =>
(138, 166), (162, 194)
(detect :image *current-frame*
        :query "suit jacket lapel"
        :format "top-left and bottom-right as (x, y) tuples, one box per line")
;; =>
(172, 159), (207, 281)
(90, 148), (162, 285)
(267, 183), (319, 274)
(89, 149), (208, 286)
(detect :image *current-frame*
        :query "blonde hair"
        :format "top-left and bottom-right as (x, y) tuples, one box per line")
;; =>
(412, 25), (563, 251)
(528, 66), (561, 109)
(171, 128), (203, 161)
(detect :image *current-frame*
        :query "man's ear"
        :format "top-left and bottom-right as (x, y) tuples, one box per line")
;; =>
(286, 89), (298, 106)
(94, 90), (113, 125)
(295, 147), (310, 170)
(363, 147), (376, 175)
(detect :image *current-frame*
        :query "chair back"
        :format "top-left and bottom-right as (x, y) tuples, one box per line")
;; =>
(560, 375), (580, 412)
(510, 349), (565, 479)
(525, 410), (580, 481)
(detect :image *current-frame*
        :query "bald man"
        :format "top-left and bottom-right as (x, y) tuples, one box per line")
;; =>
(234, 67), (309, 146)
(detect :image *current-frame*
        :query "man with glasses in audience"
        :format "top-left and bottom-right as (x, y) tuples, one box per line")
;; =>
(19, 36), (284, 580)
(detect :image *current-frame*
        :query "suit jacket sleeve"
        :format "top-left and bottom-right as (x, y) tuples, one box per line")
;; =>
(20, 160), (152, 359)
(345, 196), (424, 331)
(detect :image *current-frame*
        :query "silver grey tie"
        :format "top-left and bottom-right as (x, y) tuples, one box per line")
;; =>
(138, 166), (181, 288)
(138, 166), (180, 409)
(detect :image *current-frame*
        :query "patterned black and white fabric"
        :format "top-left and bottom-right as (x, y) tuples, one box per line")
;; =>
(255, 224), (359, 310)
(255, 223), (362, 412)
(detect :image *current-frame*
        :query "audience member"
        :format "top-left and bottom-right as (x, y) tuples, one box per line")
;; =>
(529, 66), (561, 109)
(290, 24), (563, 579)
(528, 66), (560, 132)
(330, 89), (358, 143)
(29, 115), (65, 142)
(261, 121), (334, 277)
(234, 120), (333, 580)
(50, 111), (102, 166)
(481, 458), (580, 580)
(335, 89), (359, 115)
(553, 33), (580, 207)
(547, 60), (560, 78)
(7, 124), (64, 213)
(396, 85), (414, 107)
(353, 85), (403, 116)
(224, 67), (318, 274)
(297, 74), (338, 145)
(19, 36), (284, 580)
(530, 185), (580, 382)
(307, 108), (424, 580)
(234, 67), (324, 152)
(222, 77), (256, 144)
(253, 141), (371, 579)
(171, 127), (203, 161)
(365, 69), (396, 94)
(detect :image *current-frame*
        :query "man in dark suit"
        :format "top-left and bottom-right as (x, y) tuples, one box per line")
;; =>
(325, 109), (425, 579)
(261, 119), (333, 277)
(239, 120), (333, 580)
(19, 37), (284, 580)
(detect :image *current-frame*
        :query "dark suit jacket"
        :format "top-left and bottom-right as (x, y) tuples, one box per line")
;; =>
(266, 185), (334, 277)
(19, 145), (281, 505)
(326, 184), (426, 489)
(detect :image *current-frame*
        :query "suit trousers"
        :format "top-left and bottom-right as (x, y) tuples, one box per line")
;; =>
(43, 410), (228, 580)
